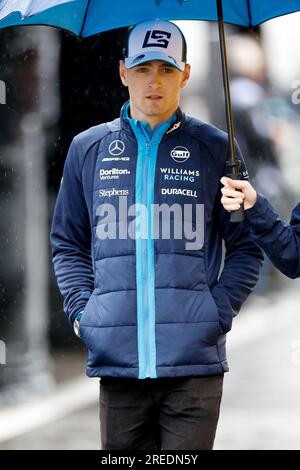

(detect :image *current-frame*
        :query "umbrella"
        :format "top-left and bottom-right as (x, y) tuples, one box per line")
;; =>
(1, 0), (300, 220)
(2, 1), (300, 35)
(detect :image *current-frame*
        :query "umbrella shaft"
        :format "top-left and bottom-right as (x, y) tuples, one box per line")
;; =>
(217, 0), (237, 170)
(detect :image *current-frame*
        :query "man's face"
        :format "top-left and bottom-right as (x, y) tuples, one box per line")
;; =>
(119, 60), (190, 124)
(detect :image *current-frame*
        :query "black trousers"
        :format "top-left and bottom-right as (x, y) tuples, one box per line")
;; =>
(99, 374), (224, 450)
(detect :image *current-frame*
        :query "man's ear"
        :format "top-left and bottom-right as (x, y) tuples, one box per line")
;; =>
(119, 60), (128, 87)
(180, 63), (191, 89)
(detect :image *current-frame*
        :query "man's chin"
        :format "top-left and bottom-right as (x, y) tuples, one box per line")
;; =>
(143, 102), (166, 116)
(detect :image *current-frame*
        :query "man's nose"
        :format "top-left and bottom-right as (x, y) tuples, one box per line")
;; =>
(148, 72), (161, 88)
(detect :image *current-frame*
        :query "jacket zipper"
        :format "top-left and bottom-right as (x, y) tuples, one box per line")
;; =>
(142, 134), (156, 378)
(141, 126), (170, 378)
(144, 140), (150, 377)
(130, 117), (171, 379)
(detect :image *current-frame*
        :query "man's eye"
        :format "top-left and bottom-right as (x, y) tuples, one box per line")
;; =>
(137, 67), (148, 73)
(162, 67), (174, 73)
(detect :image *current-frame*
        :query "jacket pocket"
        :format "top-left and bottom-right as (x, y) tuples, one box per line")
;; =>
(209, 285), (234, 335)
(79, 292), (94, 344)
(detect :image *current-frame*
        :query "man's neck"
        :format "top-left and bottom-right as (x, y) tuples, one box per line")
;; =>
(129, 106), (177, 129)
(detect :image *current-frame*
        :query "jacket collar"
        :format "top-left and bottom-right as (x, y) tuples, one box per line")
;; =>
(120, 100), (186, 138)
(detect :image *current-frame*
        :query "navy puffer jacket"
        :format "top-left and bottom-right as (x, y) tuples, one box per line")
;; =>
(50, 103), (263, 379)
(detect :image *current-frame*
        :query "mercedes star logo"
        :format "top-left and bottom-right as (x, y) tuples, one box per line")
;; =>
(109, 140), (125, 156)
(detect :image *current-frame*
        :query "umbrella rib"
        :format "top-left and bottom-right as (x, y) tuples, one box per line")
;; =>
(246, 0), (253, 27)
(79, 0), (91, 38)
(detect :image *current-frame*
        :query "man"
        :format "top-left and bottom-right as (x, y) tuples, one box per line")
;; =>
(50, 20), (263, 450)
(221, 176), (300, 278)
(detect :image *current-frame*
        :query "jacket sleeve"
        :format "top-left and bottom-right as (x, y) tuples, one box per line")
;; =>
(50, 137), (94, 325)
(245, 195), (300, 279)
(211, 148), (264, 334)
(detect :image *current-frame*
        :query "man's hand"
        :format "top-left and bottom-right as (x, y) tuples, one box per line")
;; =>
(220, 177), (257, 211)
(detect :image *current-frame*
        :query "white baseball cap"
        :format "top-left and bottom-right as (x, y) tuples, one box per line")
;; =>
(124, 19), (187, 72)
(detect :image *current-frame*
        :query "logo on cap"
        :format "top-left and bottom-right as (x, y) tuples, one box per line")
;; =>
(142, 30), (171, 49)
(131, 54), (146, 65)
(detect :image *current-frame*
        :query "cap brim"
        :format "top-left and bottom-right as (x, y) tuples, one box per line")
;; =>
(125, 51), (185, 72)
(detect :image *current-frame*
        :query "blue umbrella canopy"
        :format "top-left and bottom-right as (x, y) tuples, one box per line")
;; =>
(1, 0), (300, 36)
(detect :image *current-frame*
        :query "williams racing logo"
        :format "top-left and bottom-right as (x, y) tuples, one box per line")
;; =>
(170, 146), (190, 163)
(160, 167), (199, 183)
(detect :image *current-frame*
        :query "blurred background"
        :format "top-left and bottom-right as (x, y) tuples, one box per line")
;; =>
(0, 15), (300, 450)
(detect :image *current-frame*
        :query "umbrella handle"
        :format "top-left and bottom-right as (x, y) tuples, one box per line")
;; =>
(229, 201), (245, 223)
(225, 159), (245, 223)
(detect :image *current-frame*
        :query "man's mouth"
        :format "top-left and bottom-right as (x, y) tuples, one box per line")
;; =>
(146, 95), (163, 100)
